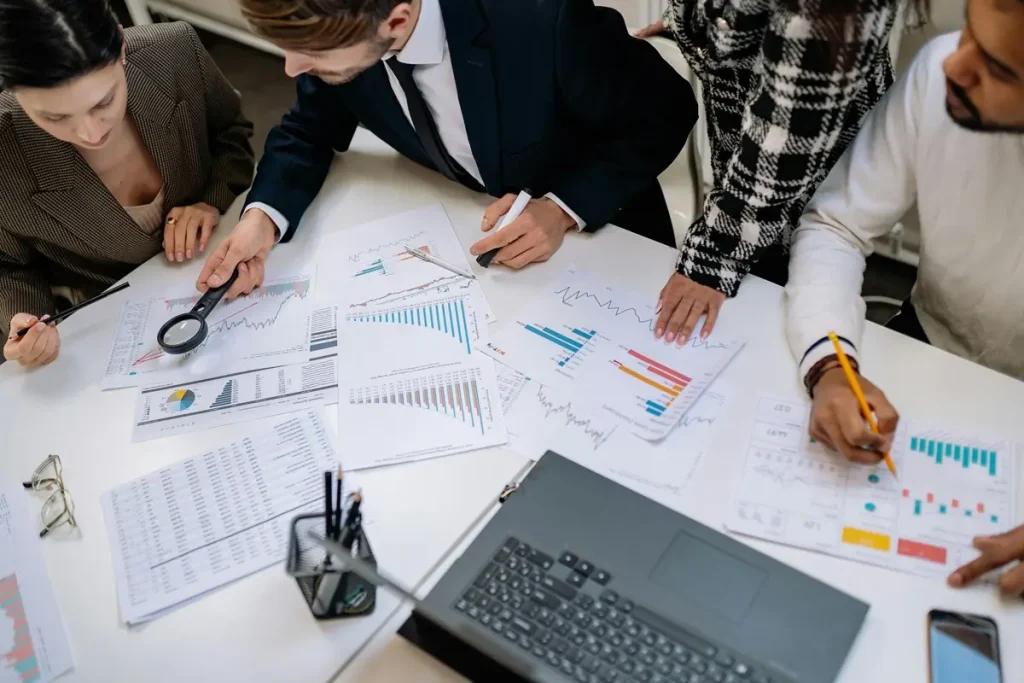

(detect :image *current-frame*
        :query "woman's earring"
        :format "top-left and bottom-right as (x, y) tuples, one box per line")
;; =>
(122, 58), (127, 66)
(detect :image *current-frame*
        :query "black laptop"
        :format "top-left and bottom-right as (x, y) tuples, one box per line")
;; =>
(322, 452), (869, 683)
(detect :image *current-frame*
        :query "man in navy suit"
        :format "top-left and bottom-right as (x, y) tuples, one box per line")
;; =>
(198, 0), (696, 297)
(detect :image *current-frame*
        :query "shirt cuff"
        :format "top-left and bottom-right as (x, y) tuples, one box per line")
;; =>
(799, 336), (859, 383)
(245, 202), (288, 243)
(544, 193), (586, 231)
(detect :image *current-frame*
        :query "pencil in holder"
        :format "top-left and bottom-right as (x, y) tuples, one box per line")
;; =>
(285, 513), (378, 620)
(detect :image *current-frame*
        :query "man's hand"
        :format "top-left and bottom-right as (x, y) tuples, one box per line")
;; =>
(196, 209), (278, 299)
(164, 203), (220, 262)
(634, 20), (665, 38)
(655, 273), (726, 344)
(949, 526), (1024, 593)
(809, 368), (898, 464)
(469, 195), (576, 269)
(4, 313), (60, 368)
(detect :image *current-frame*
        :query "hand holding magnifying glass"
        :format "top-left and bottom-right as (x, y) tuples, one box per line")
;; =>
(157, 269), (239, 355)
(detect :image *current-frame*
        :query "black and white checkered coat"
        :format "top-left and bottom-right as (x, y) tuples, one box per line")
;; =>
(665, 0), (901, 295)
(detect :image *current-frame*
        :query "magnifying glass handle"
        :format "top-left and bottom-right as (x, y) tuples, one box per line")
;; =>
(194, 269), (240, 317)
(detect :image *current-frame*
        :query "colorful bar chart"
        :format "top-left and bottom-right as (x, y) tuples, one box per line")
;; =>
(524, 324), (594, 366)
(0, 574), (40, 683)
(902, 487), (999, 523)
(349, 368), (486, 434)
(613, 349), (692, 417)
(348, 296), (473, 354)
(911, 435), (997, 476)
(353, 245), (430, 277)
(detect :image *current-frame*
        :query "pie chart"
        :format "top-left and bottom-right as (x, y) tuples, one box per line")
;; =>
(165, 389), (196, 412)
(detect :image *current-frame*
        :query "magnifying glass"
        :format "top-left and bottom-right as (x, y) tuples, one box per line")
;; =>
(157, 269), (240, 355)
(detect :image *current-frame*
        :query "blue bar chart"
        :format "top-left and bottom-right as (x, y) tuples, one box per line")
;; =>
(347, 295), (476, 354)
(910, 435), (998, 476)
(524, 324), (595, 367)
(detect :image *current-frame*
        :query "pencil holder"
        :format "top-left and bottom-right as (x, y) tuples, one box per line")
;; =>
(285, 513), (378, 620)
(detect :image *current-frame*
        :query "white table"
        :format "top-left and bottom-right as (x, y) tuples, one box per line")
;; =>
(2, 129), (1021, 683)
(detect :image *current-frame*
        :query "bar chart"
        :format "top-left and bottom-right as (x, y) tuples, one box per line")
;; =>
(910, 435), (998, 476)
(612, 349), (692, 418)
(0, 574), (40, 683)
(340, 360), (507, 469)
(346, 294), (476, 354)
(353, 244), (432, 277)
(348, 367), (488, 434)
(524, 324), (595, 367)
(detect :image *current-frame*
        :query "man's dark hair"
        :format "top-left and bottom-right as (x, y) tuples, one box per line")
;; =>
(0, 0), (122, 89)
(240, 0), (405, 51)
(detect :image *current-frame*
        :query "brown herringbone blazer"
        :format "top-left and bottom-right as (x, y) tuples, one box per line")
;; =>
(0, 22), (255, 336)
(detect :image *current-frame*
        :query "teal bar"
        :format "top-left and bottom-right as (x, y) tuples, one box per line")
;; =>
(911, 436), (919, 451)
(992, 515), (998, 523)
(966, 510), (973, 517)
(963, 450), (970, 469)
(990, 452), (997, 476)
(937, 442), (945, 457)
(981, 450), (987, 465)
(914, 500), (922, 515)
(927, 441), (935, 456)
(936, 448), (943, 465)
(940, 505), (947, 514)
(955, 445), (962, 460)
(975, 450), (982, 464)
(946, 443), (953, 456)
(954, 451), (960, 462)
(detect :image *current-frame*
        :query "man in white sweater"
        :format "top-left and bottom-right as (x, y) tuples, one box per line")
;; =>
(786, 7), (1024, 592)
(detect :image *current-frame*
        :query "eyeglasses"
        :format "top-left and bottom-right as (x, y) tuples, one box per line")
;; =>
(22, 455), (77, 538)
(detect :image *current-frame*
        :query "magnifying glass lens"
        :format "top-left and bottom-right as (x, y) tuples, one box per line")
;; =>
(161, 317), (204, 347)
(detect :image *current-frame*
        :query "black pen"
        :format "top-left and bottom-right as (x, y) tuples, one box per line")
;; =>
(323, 471), (333, 543)
(16, 282), (130, 338)
(477, 189), (533, 268)
(341, 492), (363, 551)
(333, 468), (343, 541)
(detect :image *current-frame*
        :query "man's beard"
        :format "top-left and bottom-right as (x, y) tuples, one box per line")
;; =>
(310, 36), (396, 85)
(945, 80), (1024, 134)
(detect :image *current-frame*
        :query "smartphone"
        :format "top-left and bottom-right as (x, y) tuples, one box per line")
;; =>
(928, 609), (1002, 683)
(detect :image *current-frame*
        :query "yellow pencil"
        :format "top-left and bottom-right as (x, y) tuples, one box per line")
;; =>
(827, 332), (898, 479)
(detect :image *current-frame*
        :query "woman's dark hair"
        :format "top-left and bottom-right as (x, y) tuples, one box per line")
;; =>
(0, 0), (122, 90)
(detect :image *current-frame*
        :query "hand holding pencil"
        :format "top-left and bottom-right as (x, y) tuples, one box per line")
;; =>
(807, 333), (900, 473)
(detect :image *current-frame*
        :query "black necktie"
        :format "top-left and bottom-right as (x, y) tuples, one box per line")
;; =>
(387, 57), (484, 192)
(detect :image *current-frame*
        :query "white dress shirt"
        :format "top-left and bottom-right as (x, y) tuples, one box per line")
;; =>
(250, 0), (583, 234)
(786, 33), (1024, 382)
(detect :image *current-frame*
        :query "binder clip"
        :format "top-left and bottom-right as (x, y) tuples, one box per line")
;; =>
(285, 512), (377, 620)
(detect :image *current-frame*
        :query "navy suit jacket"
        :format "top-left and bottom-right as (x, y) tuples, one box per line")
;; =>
(248, 0), (696, 241)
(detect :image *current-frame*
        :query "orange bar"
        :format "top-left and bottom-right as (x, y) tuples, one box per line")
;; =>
(898, 538), (947, 565)
(952, 499), (959, 509)
(902, 488), (910, 498)
(977, 503), (985, 513)
(616, 365), (680, 397)
(841, 526), (891, 552)
(926, 493), (934, 503)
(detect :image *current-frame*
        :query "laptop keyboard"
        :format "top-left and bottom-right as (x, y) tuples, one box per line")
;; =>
(454, 537), (772, 683)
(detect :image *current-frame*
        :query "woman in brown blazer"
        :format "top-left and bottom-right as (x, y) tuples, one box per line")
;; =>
(0, 3), (254, 367)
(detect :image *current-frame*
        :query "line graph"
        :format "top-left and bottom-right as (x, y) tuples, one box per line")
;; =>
(533, 385), (616, 451)
(346, 230), (427, 263)
(103, 275), (316, 388)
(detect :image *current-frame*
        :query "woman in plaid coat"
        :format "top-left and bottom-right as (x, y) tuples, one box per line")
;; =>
(639, 0), (915, 344)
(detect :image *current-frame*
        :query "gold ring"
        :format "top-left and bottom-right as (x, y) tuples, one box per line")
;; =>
(166, 217), (176, 225)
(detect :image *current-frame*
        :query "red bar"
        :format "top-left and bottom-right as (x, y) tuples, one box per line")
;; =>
(901, 488), (909, 498)
(898, 538), (947, 565)
(952, 499), (959, 509)
(646, 364), (690, 388)
(626, 350), (691, 385)
(926, 493), (934, 503)
(977, 503), (985, 513)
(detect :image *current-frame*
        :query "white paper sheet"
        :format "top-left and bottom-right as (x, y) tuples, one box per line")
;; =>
(103, 275), (319, 390)
(131, 358), (339, 442)
(483, 267), (743, 440)
(0, 488), (74, 683)
(317, 204), (495, 322)
(725, 395), (1018, 579)
(102, 410), (337, 624)
(495, 363), (730, 514)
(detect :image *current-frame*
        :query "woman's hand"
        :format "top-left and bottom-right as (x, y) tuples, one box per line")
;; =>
(4, 313), (60, 368)
(164, 203), (220, 262)
(634, 20), (666, 39)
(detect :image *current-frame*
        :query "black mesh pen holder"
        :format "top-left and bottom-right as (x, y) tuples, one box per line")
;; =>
(285, 513), (378, 620)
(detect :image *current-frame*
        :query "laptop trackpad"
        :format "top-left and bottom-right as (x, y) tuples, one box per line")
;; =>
(649, 531), (768, 624)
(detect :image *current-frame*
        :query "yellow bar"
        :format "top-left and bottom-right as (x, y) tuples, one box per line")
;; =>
(841, 526), (891, 552)
(617, 365), (680, 396)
